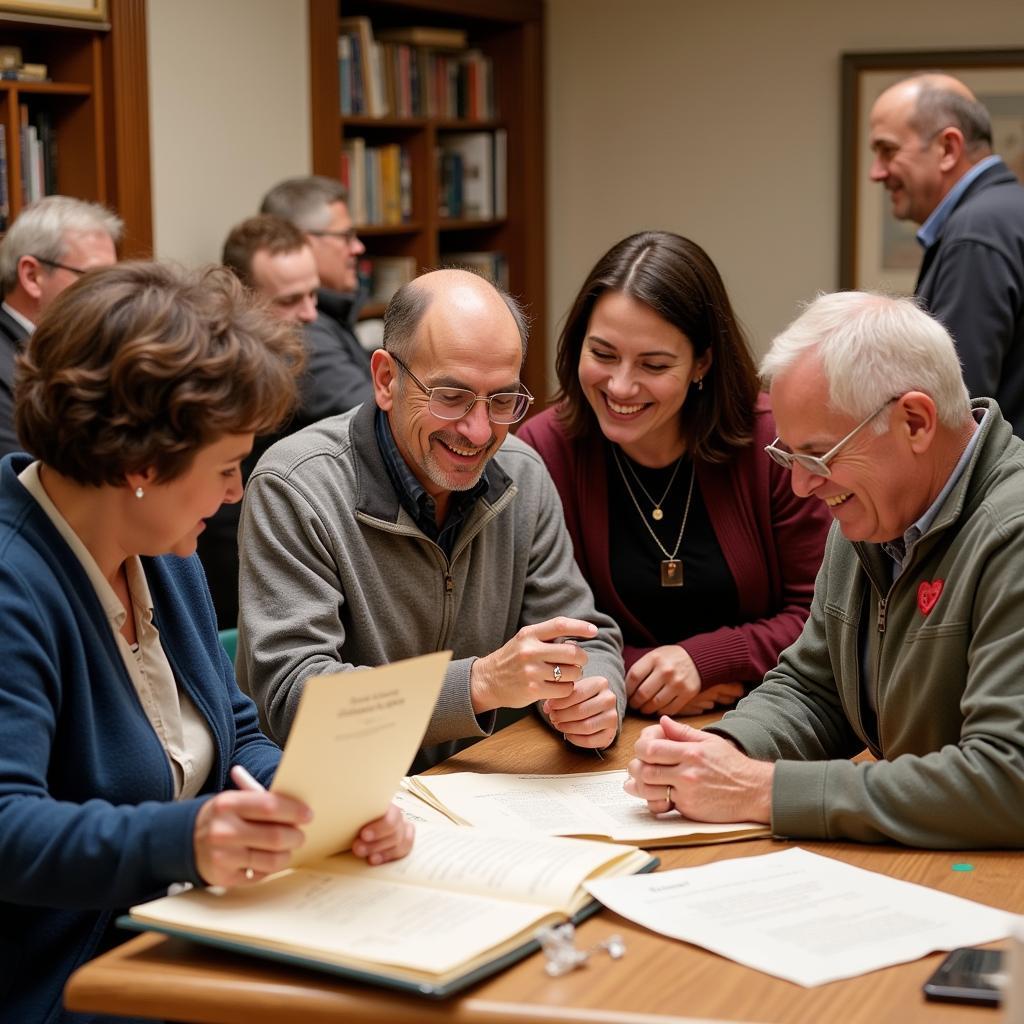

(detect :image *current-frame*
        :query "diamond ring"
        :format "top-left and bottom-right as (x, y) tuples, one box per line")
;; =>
(244, 867), (255, 881)
(552, 665), (562, 682)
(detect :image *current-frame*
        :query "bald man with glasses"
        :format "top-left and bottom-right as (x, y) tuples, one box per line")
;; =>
(627, 291), (1024, 850)
(238, 269), (625, 771)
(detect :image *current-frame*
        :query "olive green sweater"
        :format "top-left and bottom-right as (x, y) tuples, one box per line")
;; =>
(712, 399), (1024, 848)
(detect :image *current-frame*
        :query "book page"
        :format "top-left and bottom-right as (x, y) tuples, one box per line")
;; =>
(132, 862), (551, 979)
(411, 770), (766, 843)
(586, 847), (1011, 987)
(272, 651), (450, 865)
(392, 784), (460, 826)
(324, 823), (646, 911)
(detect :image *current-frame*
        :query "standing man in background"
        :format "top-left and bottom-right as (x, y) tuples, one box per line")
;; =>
(869, 72), (1024, 435)
(0, 195), (121, 457)
(260, 176), (374, 419)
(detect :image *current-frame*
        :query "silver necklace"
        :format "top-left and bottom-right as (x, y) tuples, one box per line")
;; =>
(616, 449), (685, 521)
(611, 446), (695, 587)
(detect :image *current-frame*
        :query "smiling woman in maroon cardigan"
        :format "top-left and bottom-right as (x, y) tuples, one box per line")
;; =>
(518, 232), (830, 716)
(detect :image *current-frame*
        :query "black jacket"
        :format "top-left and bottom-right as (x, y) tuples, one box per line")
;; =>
(916, 159), (1024, 437)
(0, 305), (30, 459)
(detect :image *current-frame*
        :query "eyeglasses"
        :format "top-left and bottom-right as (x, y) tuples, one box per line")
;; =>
(307, 228), (359, 244)
(32, 256), (87, 276)
(390, 353), (534, 425)
(764, 396), (900, 477)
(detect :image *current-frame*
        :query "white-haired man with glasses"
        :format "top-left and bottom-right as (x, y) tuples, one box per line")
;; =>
(0, 195), (121, 457)
(238, 269), (625, 770)
(626, 290), (1024, 848)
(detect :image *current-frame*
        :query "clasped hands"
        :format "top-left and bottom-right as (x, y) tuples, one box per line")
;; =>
(627, 644), (745, 716)
(192, 766), (414, 888)
(624, 716), (774, 824)
(470, 616), (618, 750)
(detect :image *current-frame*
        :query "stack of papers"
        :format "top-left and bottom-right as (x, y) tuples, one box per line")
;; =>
(585, 848), (1011, 986)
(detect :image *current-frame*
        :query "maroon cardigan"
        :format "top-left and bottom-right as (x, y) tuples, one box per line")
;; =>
(517, 396), (831, 688)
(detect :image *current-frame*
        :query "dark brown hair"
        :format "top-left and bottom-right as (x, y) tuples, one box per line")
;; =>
(15, 261), (306, 485)
(554, 231), (759, 463)
(222, 214), (308, 286)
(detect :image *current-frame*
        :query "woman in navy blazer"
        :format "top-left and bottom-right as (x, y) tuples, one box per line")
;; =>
(0, 263), (414, 1024)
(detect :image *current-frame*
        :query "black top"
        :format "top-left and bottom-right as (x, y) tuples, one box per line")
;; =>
(606, 443), (739, 645)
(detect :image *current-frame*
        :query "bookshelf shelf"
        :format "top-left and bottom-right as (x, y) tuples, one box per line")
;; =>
(355, 221), (423, 236)
(342, 114), (428, 129)
(309, 0), (547, 400)
(0, 0), (152, 253)
(439, 217), (505, 231)
(0, 81), (93, 96)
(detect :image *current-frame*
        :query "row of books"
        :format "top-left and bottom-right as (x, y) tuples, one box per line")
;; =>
(340, 139), (412, 227)
(339, 18), (495, 120)
(356, 256), (416, 305)
(0, 107), (58, 229)
(438, 130), (506, 221)
(356, 252), (507, 307)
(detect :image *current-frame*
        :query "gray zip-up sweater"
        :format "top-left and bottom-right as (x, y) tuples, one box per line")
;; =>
(236, 402), (625, 768)
(711, 399), (1024, 848)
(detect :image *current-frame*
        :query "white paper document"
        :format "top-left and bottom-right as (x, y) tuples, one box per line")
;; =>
(408, 770), (768, 846)
(585, 847), (1011, 986)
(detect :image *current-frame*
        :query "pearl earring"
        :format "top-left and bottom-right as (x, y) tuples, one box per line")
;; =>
(135, 486), (144, 500)
(696, 377), (704, 392)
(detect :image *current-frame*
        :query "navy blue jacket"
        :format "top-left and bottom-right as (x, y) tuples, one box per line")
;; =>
(916, 159), (1024, 437)
(0, 453), (281, 1024)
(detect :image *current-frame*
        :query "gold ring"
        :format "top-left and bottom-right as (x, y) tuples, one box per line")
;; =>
(244, 867), (255, 881)
(665, 786), (673, 806)
(552, 664), (562, 682)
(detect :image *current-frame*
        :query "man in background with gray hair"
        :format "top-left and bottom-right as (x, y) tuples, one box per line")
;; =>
(868, 72), (1024, 435)
(0, 195), (121, 456)
(627, 291), (1024, 849)
(260, 176), (373, 415)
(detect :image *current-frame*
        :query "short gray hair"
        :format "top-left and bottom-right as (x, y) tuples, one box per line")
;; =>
(383, 275), (530, 364)
(259, 176), (349, 232)
(0, 195), (123, 295)
(909, 76), (993, 156)
(761, 291), (971, 430)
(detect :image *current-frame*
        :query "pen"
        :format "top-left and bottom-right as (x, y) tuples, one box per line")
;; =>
(230, 764), (267, 792)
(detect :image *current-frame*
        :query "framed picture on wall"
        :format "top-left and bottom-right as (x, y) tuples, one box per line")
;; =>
(840, 49), (1024, 292)
(0, 0), (107, 21)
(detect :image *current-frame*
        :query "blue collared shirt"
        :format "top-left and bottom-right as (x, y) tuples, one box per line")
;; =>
(374, 408), (489, 559)
(917, 155), (1001, 249)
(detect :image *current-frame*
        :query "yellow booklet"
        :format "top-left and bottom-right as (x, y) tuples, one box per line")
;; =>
(125, 824), (654, 997)
(270, 650), (451, 865)
(407, 769), (770, 847)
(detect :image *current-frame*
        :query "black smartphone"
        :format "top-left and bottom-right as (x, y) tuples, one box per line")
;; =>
(923, 947), (1004, 1006)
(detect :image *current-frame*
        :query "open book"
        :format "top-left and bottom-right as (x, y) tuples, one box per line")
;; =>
(406, 769), (770, 847)
(123, 824), (654, 997)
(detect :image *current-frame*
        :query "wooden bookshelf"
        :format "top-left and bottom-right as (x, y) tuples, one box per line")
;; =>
(0, 0), (152, 255)
(308, 0), (547, 400)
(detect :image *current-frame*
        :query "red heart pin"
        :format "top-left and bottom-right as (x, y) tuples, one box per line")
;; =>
(918, 579), (943, 615)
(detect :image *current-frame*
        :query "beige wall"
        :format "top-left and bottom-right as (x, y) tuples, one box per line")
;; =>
(546, 0), (1024, 370)
(146, 0), (310, 265)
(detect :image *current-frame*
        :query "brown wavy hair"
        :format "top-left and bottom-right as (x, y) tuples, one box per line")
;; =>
(15, 261), (306, 485)
(553, 232), (759, 463)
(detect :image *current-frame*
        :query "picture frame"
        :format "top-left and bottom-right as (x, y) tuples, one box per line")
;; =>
(840, 49), (1024, 292)
(0, 0), (107, 22)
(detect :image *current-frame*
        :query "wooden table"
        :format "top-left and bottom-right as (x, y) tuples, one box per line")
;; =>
(65, 713), (1022, 1024)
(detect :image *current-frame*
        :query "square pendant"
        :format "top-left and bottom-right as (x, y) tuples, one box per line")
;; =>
(661, 559), (684, 587)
